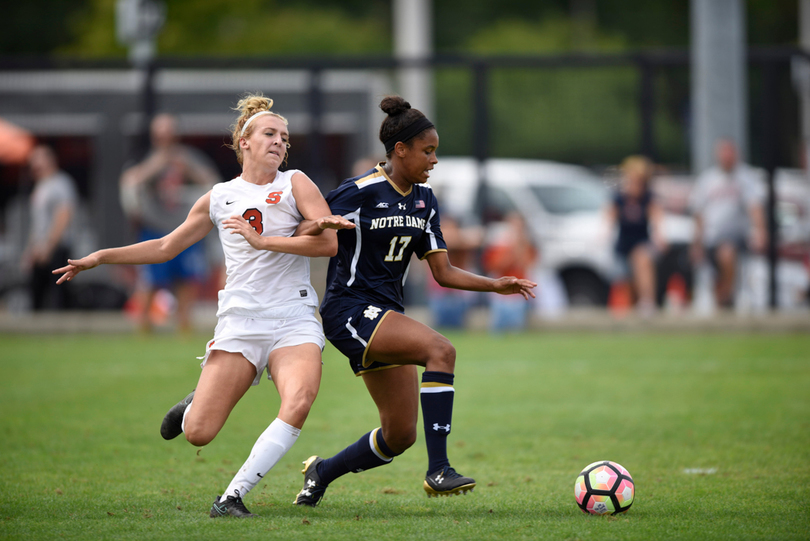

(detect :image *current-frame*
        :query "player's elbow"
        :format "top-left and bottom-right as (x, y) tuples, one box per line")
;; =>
(156, 238), (183, 263)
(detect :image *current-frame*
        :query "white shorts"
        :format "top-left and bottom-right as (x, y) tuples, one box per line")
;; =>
(199, 311), (325, 386)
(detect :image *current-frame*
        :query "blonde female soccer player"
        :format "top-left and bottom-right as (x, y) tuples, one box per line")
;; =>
(54, 95), (353, 518)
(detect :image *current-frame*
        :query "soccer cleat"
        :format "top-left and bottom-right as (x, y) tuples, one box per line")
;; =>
(209, 492), (257, 518)
(293, 455), (328, 506)
(423, 466), (476, 497)
(160, 390), (195, 440)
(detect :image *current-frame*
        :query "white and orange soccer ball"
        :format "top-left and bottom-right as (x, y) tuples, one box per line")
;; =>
(574, 461), (634, 515)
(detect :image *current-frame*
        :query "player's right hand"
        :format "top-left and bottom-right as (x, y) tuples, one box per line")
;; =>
(317, 215), (356, 230)
(52, 255), (100, 285)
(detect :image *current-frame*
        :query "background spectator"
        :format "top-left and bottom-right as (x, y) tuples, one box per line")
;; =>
(21, 145), (78, 310)
(119, 114), (221, 332)
(426, 215), (484, 328)
(606, 155), (666, 315)
(481, 212), (537, 331)
(690, 139), (766, 310)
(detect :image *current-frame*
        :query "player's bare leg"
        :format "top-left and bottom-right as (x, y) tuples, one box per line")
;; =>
(366, 312), (475, 496)
(268, 343), (322, 429)
(216, 344), (322, 517)
(181, 350), (255, 446)
(362, 365), (420, 453)
(294, 365), (415, 507)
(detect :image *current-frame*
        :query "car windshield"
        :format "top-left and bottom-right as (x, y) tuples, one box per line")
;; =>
(530, 183), (606, 214)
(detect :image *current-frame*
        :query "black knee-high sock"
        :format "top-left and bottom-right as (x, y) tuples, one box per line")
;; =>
(420, 370), (455, 475)
(316, 428), (398, 486)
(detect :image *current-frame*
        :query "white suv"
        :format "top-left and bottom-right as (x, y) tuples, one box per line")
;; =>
(427, 157), (614, 305)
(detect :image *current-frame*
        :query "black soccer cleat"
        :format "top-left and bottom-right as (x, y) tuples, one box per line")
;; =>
(160, 390), (195, 440)
(423, 466), (476, 497)
(209, 493), (257, 518)
(293, 455), (328, 506)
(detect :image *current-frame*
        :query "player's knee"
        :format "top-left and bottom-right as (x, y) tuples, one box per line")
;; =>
(281, 389), (317, 426)
(385, 426), (417, 454)
(184, 421), (217, 447)
(426, 335), (456, 373)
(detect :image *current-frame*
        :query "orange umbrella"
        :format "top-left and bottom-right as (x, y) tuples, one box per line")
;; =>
(0, 117), (35, 165)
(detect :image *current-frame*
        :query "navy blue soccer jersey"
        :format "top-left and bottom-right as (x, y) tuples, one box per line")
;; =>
(321, 164), (447, 312)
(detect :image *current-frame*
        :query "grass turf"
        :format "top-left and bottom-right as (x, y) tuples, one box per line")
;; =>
(0, 331), (808, 540)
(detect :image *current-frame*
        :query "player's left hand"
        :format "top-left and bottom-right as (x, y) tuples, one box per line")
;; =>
(492, 276), (537, 300)
(223, 215), (266, 250)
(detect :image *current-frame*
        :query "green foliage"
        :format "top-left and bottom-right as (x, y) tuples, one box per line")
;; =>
(1, 332), (809, 540)
(16, 0), (797, 58)
(463, 16), (627, 54)
(0, 0), (91, 54)
(61, 0), (389, 56)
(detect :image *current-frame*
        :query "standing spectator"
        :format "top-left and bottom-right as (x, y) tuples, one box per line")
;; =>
(606, 155), (666, 315)
(119, 113), (221, 333)
(690, 139), (767, 309)
(21, 145), (78, 310)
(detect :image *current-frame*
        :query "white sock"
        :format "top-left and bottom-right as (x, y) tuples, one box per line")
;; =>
(180, 400), (193, 433)
(221, 418), (301, 501)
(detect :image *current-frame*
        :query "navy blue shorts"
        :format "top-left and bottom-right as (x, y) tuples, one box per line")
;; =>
(320, 297), (402, 376)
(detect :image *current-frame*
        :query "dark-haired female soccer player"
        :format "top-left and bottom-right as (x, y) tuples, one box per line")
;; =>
(294, 96), (536, 505)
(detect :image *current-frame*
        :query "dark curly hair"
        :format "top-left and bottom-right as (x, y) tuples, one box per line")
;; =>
(378, 96), (433, 156)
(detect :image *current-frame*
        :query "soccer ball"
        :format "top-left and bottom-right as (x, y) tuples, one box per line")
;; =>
(574, 460), (634, 515)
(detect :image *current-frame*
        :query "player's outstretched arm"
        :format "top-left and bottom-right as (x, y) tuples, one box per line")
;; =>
(426, 251), (537, 300)
(53, 192), (214, 284)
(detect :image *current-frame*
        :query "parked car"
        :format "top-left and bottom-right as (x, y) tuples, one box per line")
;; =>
(427, 157), (614, 306)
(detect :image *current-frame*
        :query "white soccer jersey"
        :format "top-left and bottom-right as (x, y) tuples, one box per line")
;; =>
(209, 169), (318, 319)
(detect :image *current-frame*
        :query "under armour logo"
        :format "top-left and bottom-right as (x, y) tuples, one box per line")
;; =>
(433, 423), (451, 432)
(306, 479), (316, 488)
(301, 488), (312, 497)
(376, 202), (389, 208)
(434, 473), (444, 484)
(364, 305), (382, 320)
(398, 203), (407, 210)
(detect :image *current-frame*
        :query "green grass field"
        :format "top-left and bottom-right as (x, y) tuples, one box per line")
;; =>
(1, 331), (808, 540)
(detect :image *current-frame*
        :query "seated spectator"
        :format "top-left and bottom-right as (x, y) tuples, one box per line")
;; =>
(689, 139), (766, 309)
(426, 215), (483, 328)
(481, 212), (537, 331)
(606, 155), (666, 315)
